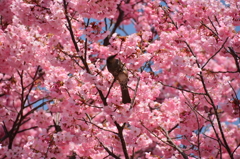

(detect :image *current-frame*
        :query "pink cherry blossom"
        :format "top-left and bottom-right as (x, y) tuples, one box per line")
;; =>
(0, 0), (239, 158)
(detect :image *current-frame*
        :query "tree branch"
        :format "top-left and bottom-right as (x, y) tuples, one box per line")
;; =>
(114, 121), (129, 159)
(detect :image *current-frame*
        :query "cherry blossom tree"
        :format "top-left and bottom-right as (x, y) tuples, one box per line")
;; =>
(0, 0), (240, 158)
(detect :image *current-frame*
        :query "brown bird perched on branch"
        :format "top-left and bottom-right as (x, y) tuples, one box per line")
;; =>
(106, 54), (131, 104)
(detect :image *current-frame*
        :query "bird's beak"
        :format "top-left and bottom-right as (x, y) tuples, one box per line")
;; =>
(107, 54), (118, 60)
(112, 54), (118, 58)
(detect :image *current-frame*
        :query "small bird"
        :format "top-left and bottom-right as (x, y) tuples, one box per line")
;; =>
(106, 54), (131, 104)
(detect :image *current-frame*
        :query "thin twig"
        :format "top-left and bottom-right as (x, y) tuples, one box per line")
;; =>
(103, 3), (125, 46)
(208, 17), (219, 35)
(130, 77), (140, 109)
(96, 137), (121, 159)
(200, 21), (218, 38)
(202, 37), (229, 69)
(81, 117), (117, 135)
(105, 79), (117, 100)
(228, 47), (240, 72)
(159, 81), (206, 95)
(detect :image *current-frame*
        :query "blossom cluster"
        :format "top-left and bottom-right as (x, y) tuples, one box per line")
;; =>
(0, 0), (239, 158)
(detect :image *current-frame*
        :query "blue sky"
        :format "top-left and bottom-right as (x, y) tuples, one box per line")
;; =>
(236, 26), (240, 32)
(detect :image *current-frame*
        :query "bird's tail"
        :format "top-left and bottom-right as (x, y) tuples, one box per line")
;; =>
(120, 85), (131, 104)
